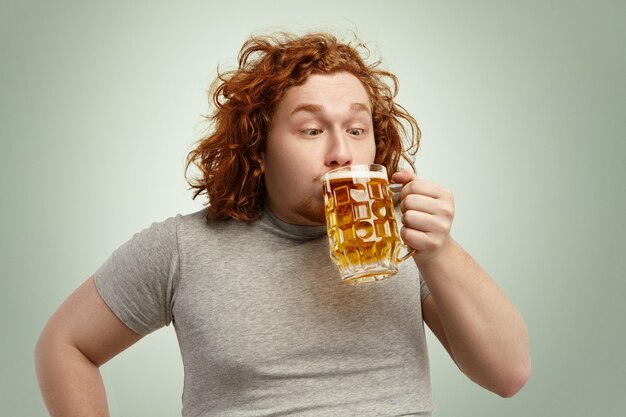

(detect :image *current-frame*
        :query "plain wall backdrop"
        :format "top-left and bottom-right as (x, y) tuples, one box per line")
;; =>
(1, 1), (624, 416)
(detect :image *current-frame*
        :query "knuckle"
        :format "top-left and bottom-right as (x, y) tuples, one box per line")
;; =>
(424, 239), (437, 251)
(441, 188), (454, 202)
(406, 194), (419, 208)
(433, 218), (445, 231)
(400, 226), (413, 242)
(403, 210), (417, 225)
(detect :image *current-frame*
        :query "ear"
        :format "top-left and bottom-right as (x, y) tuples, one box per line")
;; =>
(259, 152), (265, 173)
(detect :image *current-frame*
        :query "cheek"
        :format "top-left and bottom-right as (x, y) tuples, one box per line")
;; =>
(369, 141), (377, 160)
(356, 138), (377, 163)
(266, 158), (307, 195)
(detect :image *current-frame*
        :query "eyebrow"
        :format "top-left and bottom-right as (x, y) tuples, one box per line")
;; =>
(289, 102), (371, 117)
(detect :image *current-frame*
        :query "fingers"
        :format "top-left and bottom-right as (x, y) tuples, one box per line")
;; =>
(399, 194), (440, 215)
(398, 182), (455, 219)
(393, 177), (455, 258)
(400, 209), (452, 237)
(400, 179), (452, 200)
(390, 170), (417, 186)
(391, 172), (453, 202)
(400, 226), (450, 255)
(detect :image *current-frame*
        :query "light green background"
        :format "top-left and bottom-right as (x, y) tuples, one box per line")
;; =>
(1, 1), (625, 416)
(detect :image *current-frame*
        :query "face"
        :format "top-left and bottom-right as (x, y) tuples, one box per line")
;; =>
(262, 71), (377, 225)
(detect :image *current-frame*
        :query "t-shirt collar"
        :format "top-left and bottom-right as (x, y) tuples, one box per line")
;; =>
(261, 206), (327, 240)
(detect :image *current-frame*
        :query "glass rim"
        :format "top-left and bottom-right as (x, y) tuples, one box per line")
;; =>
(321, 164), (386, 181)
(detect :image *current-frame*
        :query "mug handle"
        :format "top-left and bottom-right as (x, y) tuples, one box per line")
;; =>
(388, 183), (416, 262)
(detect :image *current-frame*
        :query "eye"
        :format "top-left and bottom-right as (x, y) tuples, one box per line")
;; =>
(347, 128), (365, 136)
(302, 128), (323, 136)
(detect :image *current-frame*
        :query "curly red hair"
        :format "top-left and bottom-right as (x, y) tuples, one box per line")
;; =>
(185, 31), (420, 221)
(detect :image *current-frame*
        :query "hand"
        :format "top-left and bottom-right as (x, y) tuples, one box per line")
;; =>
(391, 170), (455, 261)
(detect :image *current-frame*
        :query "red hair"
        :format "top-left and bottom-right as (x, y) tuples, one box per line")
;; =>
(185, 31), (420, 221)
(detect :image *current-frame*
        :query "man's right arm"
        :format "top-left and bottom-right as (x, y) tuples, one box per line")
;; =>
(35, 276), (144, 417)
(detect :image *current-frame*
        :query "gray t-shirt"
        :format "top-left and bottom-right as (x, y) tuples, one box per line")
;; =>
(95, 208), (434, 416)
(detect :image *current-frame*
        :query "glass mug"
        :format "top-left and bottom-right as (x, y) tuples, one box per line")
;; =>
(321, 164), (414, 284)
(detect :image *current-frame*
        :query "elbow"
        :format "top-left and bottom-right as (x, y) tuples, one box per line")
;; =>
(464, 354), (531, 398)
(494, 362), (531, 398)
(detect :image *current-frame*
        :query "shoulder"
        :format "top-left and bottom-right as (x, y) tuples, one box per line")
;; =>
(174, 208), (266, 252)
(176, 208), (256, 234)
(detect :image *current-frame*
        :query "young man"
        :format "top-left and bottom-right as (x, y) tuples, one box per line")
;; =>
(35, 32), (530, 416)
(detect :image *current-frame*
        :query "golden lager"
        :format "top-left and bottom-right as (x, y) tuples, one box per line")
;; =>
(321, 164), (412, 284)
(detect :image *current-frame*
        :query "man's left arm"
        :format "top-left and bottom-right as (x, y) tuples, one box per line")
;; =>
(392, 171), (531, 398)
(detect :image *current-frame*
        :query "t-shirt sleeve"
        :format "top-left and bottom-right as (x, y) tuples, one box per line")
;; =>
(93, 216), (180, 336)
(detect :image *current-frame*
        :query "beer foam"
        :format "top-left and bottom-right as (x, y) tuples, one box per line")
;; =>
(322, 170), (387, 181)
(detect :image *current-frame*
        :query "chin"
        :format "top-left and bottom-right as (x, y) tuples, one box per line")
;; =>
(292, 196), (326, 225)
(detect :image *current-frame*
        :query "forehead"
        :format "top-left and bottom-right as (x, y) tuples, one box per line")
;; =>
(278, 72), (371, 110)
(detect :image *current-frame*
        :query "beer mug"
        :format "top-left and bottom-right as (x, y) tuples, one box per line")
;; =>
(321, 164), (414, 284)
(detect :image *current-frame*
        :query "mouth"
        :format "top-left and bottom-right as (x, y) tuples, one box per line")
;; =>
(315, 168), (337, 183)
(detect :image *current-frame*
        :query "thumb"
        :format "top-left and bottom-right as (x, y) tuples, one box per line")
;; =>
(391, 170), (417, 185)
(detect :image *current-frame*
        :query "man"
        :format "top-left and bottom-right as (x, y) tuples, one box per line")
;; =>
(35, 32), (530, 416)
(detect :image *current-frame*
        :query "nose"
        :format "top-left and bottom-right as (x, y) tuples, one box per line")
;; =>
(324, 130), (352, 168)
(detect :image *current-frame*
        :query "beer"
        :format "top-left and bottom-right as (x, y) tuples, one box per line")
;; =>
(322, 165), (409, 284)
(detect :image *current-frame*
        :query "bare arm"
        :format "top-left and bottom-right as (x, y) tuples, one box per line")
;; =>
(392, 171), (530, 397)
(420, 240), (530, 397)
(35, 276), (143, 417)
